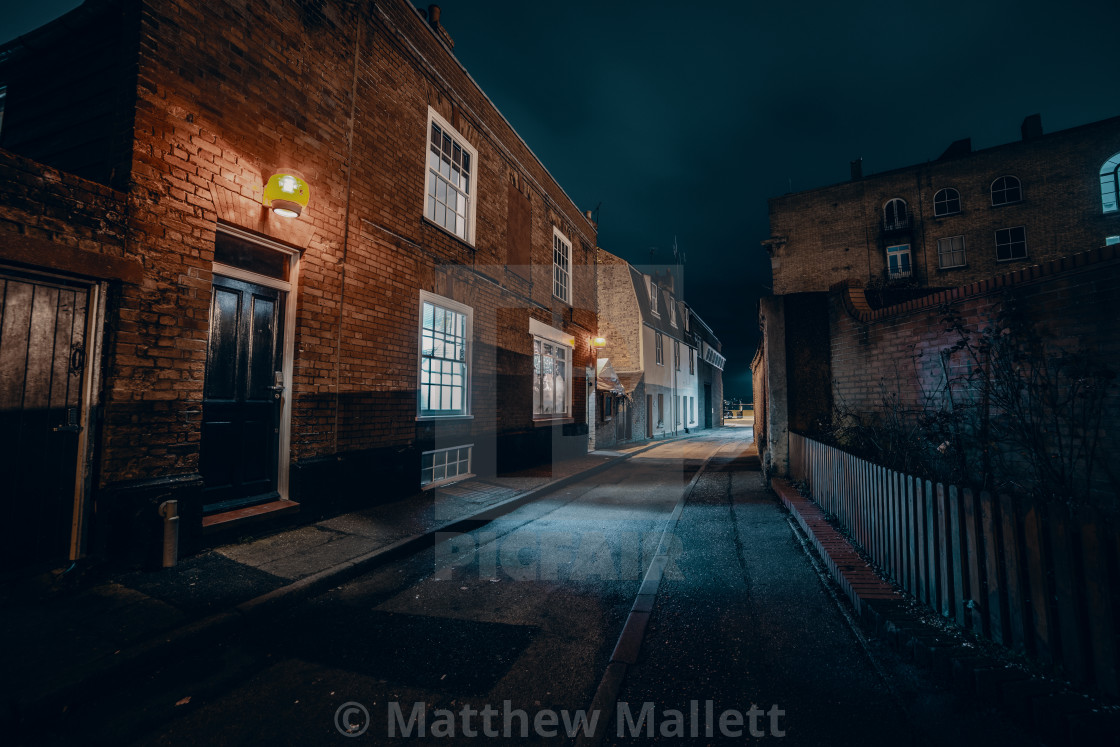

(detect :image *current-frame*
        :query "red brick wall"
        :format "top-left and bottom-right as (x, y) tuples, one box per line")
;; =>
(97, 0), (598, 491)
(828, 247), (1120, 500)
(768, 116), (1120, 295)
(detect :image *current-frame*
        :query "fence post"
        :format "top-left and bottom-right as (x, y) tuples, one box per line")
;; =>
(1048, 504), (1087, 688)
(962, 488), (984, 633)
(1080, 507), (1119, 697)
(937, 483), (952, 618)
(949, 485), (965, 626)
(925, 480), (939, 612)
(906, 475), (918, 596)
(980, 491), (1003, 644)
(999, 492), (1028, 654)
(1022, 497), (1053, 664)
(915, 477), (927, 605)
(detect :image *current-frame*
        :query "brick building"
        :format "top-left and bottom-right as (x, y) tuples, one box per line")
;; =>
(594, 249), (722, 448)
(764, 114), (1120, 295)
(754, 113), (1120, 495)
(0, 0), (598, 569)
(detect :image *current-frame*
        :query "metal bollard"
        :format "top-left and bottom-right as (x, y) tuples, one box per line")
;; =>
(158, 500), (180, 568)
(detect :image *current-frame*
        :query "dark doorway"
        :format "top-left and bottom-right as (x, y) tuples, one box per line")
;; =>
(646, 394), (653, 438)
(0, 271), (88, 567)
(200, 275), (284, 512)
(704, 384), (713, 428)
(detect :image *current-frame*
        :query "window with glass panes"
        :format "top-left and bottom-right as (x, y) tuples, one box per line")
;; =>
(937, 236), (966, 268)
(425, 112), (474, 241)
(419, 298), (470, 416)
(553, 228), (571, 303)
(995, 226), (1027, 261)
(421, 444), (472, 487)
(533, 336), (570, 416)
(655, 332), (664, 365)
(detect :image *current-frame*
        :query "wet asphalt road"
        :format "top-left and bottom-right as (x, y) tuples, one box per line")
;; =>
(38, 426), (1037, 745)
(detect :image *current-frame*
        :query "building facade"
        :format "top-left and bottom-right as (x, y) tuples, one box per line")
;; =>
(0, 0), (598, 569)
(594, 249), (722, 448)
(764, 114), (1120, 296)
(754, 113), (1120, 493)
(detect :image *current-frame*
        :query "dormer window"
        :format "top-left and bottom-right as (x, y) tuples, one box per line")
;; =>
(645, 275), (659, 317)
(668, 300), (677, 327)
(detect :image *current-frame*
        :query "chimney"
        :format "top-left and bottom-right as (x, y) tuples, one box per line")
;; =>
(426, 5), (454, 48)
(849, 158), (862, 181)
(1021, 113), (1043, 141)
(938, 137), (972, 160)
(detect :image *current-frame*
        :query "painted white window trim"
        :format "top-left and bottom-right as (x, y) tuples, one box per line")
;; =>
(644, 275), (659, 317)
(552, 226), (572, 304)
(530, 318), (574, 419)
(423, 107), (478, 245)
(420, 443), (474, 488)
(529, 317), (575, 347)
(417, 290), (473, 420)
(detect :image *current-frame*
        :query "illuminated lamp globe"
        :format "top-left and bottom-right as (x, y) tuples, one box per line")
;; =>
(264, 172), (310, 218)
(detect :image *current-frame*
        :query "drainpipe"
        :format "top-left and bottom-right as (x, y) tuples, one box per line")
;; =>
(158, 500), (179, 568)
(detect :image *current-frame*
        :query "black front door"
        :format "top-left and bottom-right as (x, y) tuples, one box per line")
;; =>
(704, 384), (713, 428)
(201, 275), (284, 512)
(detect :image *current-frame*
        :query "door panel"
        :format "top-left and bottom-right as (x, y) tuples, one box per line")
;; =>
(201, 275), (284, 512)
(0, 274), (87, 567)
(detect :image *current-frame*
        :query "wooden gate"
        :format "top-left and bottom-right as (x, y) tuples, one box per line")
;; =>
(0, 271), (90, 568)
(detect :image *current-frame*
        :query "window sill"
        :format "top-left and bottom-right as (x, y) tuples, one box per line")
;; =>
(422, 473), (476, 491)
(533, 416), (574, 427)
(995, 256), (1029, 263)
(421, 216), (476, 250)
(416, 414), (474, 422)
(937, 264), (967, 272)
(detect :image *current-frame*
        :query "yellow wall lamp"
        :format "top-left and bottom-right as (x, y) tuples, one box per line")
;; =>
(264, 172), (311, 218)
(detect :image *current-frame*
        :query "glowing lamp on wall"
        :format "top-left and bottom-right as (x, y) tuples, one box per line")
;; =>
(264, 172), (310, 218)
(591, 336), (607, 350)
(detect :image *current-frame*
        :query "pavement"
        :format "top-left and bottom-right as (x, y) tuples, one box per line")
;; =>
(0, 433), (691, 733)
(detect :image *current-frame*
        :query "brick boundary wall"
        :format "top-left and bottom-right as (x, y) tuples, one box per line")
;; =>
(828, 244), (1120, 502)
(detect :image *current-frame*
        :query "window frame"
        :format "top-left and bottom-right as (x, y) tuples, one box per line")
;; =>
(886, 244), (912, 279)
(674, 340), (681, 370)
(937, 235), (967, 269)
(645, 275), (660, 317)
(552, 226), (572, 304)
(990, 176), (1022, 207)
(1100, 152), (1120, 214)
(668, 301), (677, 328)
(995, 226), (1028, 262)
(689, 346), (695, 375)
(883, 198), (909, 230)
(655, 331), (664, 366)
(417, 290), (473, 420)
(423, 108), (478, 245)
(933, 188), (961, 217)
(421, 444), (474, 488)
(530, 318), (574, 420)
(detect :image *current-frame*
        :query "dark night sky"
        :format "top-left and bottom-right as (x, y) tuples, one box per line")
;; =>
(5, 1), (1120, 399)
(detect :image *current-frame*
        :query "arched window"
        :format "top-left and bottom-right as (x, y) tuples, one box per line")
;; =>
(883, 198), (908, 230)
(991, 176), (1022, 206)
(933, 188), (961, 216)
(1100, 152), (1120, 213)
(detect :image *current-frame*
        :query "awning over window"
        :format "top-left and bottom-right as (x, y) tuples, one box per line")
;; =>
(596, 359), (625, 394)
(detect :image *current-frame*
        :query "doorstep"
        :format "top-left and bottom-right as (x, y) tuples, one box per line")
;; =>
(201, 499), (300, 534)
